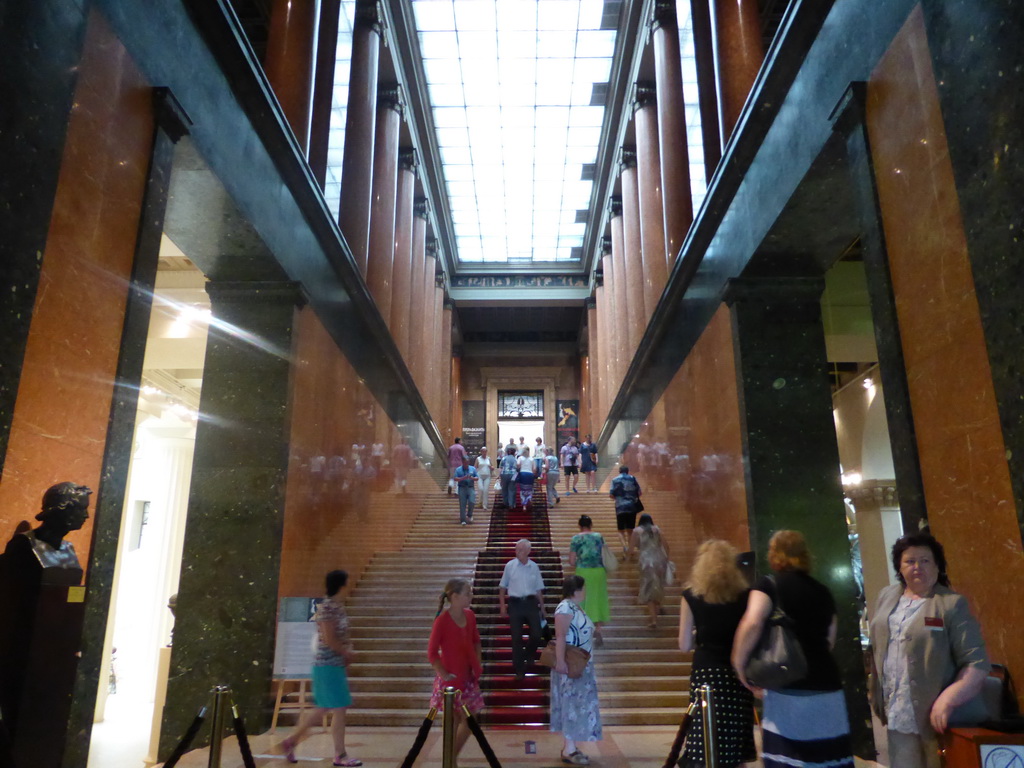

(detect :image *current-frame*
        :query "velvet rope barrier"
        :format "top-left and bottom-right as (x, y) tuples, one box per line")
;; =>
(398, 707), (437, 768)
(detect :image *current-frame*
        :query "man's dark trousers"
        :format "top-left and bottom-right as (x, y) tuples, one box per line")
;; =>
(508, 596), (542, 677)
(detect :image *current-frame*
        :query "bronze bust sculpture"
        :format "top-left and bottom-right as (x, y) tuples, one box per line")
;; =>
(7, 482), (92, 576)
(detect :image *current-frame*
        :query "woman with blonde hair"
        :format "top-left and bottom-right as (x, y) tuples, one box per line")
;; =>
(732, 531), (854, 768)
(427, 579), (483, 765)
(677, 540), (756, 768)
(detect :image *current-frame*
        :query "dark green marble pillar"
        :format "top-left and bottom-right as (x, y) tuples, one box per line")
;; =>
(831, 82), (927, 535)
(725, 275), (873, 758)
(160, 281), (303, 759)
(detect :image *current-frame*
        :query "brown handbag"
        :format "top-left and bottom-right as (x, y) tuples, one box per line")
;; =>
(537, 640), (591, 678)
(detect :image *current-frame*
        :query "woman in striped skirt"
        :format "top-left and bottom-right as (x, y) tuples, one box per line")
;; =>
(678, 540), (756, 767)
(731, 530), (854, 768)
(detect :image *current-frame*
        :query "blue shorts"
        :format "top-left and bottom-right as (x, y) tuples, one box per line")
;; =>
(311, 664), (353, 709)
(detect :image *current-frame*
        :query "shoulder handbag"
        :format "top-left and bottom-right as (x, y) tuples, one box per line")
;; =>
(633, 497), (644, 513)
(538, 640), (590, 678)
(601, 539), (619, 573)
(743, 575), (808, 689)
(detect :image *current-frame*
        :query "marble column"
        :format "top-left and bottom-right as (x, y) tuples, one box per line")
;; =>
(365, 87), (401, 323)
(586, 296), (600, 431)
(408, 201), (428, 391)
(431, 277), (445, 430)
(450, 352), (461, 441)
(595, 283), (609, 429)
(690, 0), (722, 178)
(308, 0), (342, 187)
(337, 0), (381, 275)
(831, 83), (927, 532)
(619, 153), (647, 357)
(265, 0), (317, 151)
(608, 202), (627, 397)
(651, 0), (694, 264)
(64, 88), (191, 768)
(710, 0), (764, 142)
(0, 0), (90, 472)
(441, 300), (454, 443)
(634, 85), (669, 317)
(390, 149), (416, 358)
(724, 275), (872, 755)
(161, 281), (304, 754)
(847, 482), (901, 614)
(598, 254), (614, 424)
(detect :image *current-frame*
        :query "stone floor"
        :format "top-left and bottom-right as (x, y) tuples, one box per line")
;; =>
(167, 724), (885, 767)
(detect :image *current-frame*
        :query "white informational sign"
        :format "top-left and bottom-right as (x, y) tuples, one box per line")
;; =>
(981, 744), (1024, 768)
(272, 597), (321, 678)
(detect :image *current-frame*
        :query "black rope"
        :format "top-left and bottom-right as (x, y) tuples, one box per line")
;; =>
(661, 703), (696, 768)
(463, 706), (501, 768)
(231, 704), (257, 768)
(162, 706), (208, 768)
(398, 708), (437, 768)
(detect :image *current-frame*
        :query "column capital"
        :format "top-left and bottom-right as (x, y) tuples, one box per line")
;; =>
(600, 234), (612, 256)
(378, 84), (403, 114)
(584, 296), (597, 310)
(414, 196), (430, 219)
(443, 297), (455, 311)
(399, 147), (418, 172)
(633, 81), (657, 111)
(435, 273), (446, 288)
(608, 196), (623, 217)
(354, 0), (383, 33)
(153, 87), (192, 142)
(619, 147), (637, 170)
(595, 273), (604, 288)
(722, 275), (826, 306)
(426, 237), (439, 258)
(651, 0), (678, 32)
(845, 480), (899, 507)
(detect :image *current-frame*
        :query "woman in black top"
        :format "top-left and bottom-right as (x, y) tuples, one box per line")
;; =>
(731, 531), (853, 768)
(678, 540), (756, 768)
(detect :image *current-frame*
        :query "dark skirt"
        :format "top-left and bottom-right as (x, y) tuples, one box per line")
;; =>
(680, 664), (756, 768)
(761, 689), (854, 768)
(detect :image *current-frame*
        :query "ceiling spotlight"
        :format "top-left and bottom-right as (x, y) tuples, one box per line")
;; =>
(862, 377), (874, 389)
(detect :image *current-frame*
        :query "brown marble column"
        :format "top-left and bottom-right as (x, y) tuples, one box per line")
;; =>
(309, 0), (342, 187)
(620, 150), (648, 355)
(651, 0), (694, 265)
(711, 0), (764, 142)
(366, 87), (401, 322)
(441, 300), (454, 443)
(579, 353), (591, 439)
(337, 0), (381, 274)
(390, 149), (416, 357)
(408, 201), (428, 390)
(690, 0), (723, 179)
(608, 200), (628, 392)
(586, 296), (600, 431)
(634, 85), (669, 317)
(450, 352), (461, 441)
(431, 278), (445, 430)
(594, 285), (607, 427)
(266, 0), (317, 151)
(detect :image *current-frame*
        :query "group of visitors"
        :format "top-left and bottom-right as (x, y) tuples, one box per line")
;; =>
(281, 504), (990, 768)
(445, 434), (603, 518)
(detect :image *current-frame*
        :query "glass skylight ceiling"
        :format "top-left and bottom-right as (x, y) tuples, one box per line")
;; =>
(411, 0), (618, 264)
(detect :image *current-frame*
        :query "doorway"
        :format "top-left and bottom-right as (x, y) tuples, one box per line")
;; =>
(497, 420), (546, 455)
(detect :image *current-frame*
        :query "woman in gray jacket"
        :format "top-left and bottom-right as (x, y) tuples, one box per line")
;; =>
(869, 533), (990, 768)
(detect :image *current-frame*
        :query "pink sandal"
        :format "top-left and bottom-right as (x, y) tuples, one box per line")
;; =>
(334, 756), (362, 767)
(280, 737), (298, 763)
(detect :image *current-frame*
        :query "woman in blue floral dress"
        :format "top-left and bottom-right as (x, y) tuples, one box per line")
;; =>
(550, 575), (602, 765)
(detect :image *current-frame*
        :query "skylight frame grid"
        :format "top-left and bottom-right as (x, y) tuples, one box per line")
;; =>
(412, 0), (617, 264)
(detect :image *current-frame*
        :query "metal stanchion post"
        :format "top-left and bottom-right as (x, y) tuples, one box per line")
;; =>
(442, 687), (457, 768)
(207, 686), (231, 768)
(700, 683), (717, 768)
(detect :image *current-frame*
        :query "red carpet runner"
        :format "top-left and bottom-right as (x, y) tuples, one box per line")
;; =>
(474, 480), (562, 728)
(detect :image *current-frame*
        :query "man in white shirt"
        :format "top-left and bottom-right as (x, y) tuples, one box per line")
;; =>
(499, 539), (546, 678)
(516, 437), (527, 456)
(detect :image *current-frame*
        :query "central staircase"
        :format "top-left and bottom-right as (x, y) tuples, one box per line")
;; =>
(342, 480), (694, 728)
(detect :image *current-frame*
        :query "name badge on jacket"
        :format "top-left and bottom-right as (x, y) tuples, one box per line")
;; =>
(924, 616), (944, 630)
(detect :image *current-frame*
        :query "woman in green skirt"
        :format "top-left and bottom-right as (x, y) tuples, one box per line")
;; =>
(568, 515), (610, 645)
